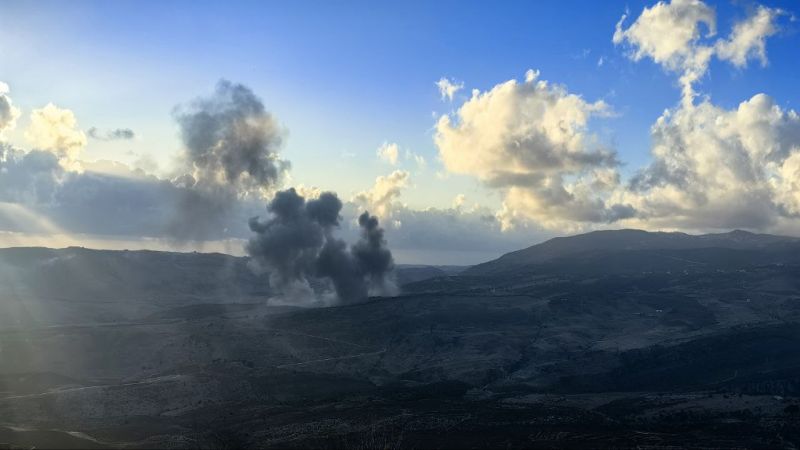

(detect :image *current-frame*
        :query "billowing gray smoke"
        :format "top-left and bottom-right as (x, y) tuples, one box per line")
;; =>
(168, 80), (288, 240)
(352, 212), (394, 291)
(246, 188), (396, 305)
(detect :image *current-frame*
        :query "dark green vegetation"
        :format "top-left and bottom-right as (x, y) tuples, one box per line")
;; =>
(1, 230), (800, 448)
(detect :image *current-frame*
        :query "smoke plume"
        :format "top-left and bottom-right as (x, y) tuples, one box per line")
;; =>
(246, 188), (396, 305)
(168, 80), (289, 240)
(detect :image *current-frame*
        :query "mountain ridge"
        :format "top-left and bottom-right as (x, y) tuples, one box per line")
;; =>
(465, 229), (800, 276)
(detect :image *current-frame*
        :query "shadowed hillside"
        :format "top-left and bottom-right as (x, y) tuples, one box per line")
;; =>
(466, 229), (800, 277)
(1, 230), (800, 448)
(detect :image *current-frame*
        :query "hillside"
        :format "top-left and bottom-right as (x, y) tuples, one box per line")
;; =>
(465, 229), (800, 277)
(1, 232), (800, 448)
(0, 247), (457, 328)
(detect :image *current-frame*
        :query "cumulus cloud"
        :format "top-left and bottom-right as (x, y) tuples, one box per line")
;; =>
(498, 174), (635, 231)
(2, 3), (797, 261)
(0, 82), (546, 263)
(0, 82), (535, 263)
(436, 70), (613, 183)
(293, 184), (323, 200)
(168, 80), (289, 240)
(246, 188), (395, 305)
(87, 127), (136, 141)
(376, 141), (399, 165)
(0, 82), (21, 138)
(436, 77), (464, 101)
(435, 69), (630, 230)
(353, 170), (409, 218)
(434, 8), (791, 234)
(624, 93), (800, 231)
(614, 0), (784, 105)
(715, 6), (782, 68)
(609, 0), (796, 232)
(1, 141), (540, 264)
(613, 0), (716, 66)
(24, 103), (87, 164)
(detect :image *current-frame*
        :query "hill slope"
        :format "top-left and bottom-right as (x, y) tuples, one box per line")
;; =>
(466, 229), (799, 277)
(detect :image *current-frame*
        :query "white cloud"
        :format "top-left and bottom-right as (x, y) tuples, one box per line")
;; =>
(435, 70), (630, 230)
(436, 70), (613, 183)
(376, 141), (399, 165)
(624, 93), (800, 231)
(496, 170), (634, 232)
(1, 5), (798, 258)
(24, 103), (87, 165)
(436, 77), (464, 102)
(715, 5), (782, 68)
(0, 82), (21, 138)
(614, 0), (783, 106)
(774, 152), (800, 217)
(609, 0), (795, 233)
(353, 170), (410, 218)
(294, 184), (323, 200)
(613, 0), (716, 105)
(613, 0), (716, 67)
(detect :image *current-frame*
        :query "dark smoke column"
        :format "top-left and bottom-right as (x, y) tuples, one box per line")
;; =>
(352, 212), (395, 294)
(168, 80), (289, 241)
(246, 188), (396, 305)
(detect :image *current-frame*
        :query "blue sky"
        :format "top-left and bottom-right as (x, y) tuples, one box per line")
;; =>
(1, 0), (799, 263)
(3, 1), (795, 191)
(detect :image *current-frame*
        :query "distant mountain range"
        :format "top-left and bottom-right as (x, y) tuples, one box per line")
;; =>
(466, 229), (800, 277)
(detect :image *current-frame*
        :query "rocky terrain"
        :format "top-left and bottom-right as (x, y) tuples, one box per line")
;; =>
(1, 230), (800, 448)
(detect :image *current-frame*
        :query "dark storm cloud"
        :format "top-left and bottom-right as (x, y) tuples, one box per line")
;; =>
(87, 127), (136, 141)
(246, 188), (396, 304)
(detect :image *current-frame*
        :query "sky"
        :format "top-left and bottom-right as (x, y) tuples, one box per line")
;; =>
(0, 0), (799, 264)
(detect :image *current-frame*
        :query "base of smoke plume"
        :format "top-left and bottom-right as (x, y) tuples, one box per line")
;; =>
(246, 188), (397, 306)
(260, 276), (399, 308)
(247, 258), (399, 307)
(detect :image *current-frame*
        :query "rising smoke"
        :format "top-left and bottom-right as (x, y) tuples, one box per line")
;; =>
(246, 188), (396, 305)
(168, 80), (289, 240)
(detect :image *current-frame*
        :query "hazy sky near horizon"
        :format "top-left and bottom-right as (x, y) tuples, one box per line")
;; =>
(1, 0), (799, 264)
